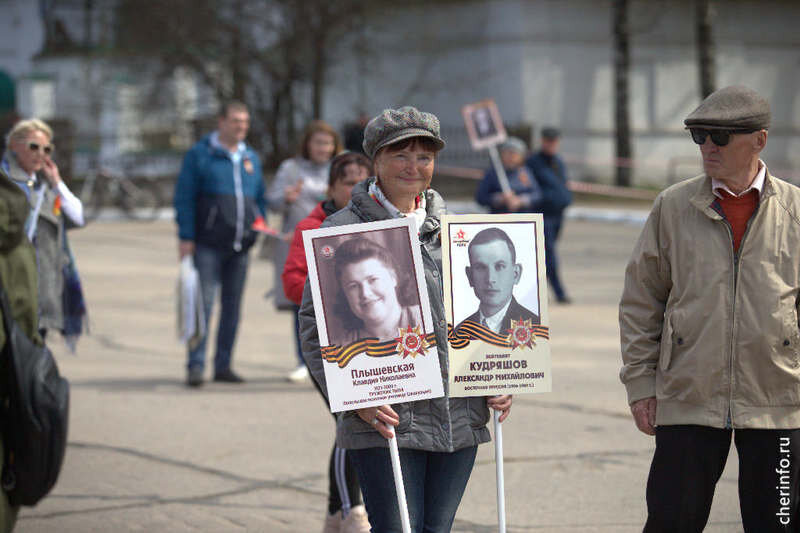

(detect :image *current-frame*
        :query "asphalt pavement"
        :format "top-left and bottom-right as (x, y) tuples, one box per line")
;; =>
(17, 208), (744, 532)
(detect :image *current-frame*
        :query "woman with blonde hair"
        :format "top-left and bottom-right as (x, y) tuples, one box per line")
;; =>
(2, 118), (84, 341)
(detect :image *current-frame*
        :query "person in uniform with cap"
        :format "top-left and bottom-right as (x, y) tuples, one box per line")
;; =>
(300, 106), (513, 533)
(619, 85), (800, 532)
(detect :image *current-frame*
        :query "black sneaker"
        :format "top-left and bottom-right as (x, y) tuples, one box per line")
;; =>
(186, 368), (204, 387)
(213, 369), (245, 383)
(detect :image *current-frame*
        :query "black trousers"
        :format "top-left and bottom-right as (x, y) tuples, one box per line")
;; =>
(305, 358), (363, 515)
(644, 425), (800, 533)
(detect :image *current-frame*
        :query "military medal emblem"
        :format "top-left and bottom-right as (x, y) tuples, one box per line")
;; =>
(507, 318), (537, 350)
(395, 326), (427, 358)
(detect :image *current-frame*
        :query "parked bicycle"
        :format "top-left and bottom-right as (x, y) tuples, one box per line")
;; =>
(80, 168), (163, 221)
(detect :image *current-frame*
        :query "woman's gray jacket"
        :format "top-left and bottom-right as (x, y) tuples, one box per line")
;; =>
(267, 157), (329, 310)
(3, 153), (66, 332)
(299, 178), (491, 452)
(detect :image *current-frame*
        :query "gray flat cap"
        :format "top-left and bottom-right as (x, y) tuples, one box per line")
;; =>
(499, 136), (527, 155)
(362, 106), (445, 159)
(684, 85), (770, 130)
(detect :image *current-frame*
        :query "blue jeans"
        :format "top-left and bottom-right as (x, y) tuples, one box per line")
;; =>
(188, 244), (249, 373)
(350, 446), (478, 533)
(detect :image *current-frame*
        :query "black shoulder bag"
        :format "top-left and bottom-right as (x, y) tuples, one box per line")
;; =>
(0, 279), (69, 506)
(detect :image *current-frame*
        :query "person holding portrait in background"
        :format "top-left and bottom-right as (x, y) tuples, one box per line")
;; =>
(475, 137), (542, 214)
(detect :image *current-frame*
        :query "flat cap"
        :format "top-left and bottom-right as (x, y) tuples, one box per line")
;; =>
(684, 85), (770, 130)
(498, 136), (528, 155)
(362, 106), (445, 159)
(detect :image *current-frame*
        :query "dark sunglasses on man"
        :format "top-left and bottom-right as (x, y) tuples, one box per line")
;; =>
(689, 128), (757, 147)
(28, 141), (54, 155)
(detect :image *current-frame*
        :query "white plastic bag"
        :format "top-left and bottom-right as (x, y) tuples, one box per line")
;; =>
(177, 256), (205, 349)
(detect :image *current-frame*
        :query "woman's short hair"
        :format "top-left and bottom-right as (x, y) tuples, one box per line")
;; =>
(328, 151), (373, 187)
(377, 136), (442, 158)
(6, 118), (53, 145)
(332, 237), (418, 333)
(299, 120), (343, 160)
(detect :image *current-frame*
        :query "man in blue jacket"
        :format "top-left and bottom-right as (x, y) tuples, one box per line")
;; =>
(174, 101), (266, 387)
(527, 127), (572, 304)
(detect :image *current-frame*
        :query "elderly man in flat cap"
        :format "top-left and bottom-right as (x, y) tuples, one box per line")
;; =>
(620, 85), (800, 532)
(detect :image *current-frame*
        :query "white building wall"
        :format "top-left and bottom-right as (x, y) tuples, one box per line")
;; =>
(323, 0), (800, 184)
(0, 0), (43, 77)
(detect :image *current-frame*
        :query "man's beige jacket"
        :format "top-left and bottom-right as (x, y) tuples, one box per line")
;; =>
(620, 170), (800, 429)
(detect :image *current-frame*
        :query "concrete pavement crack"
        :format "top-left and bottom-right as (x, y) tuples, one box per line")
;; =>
(20, 441), (327, 521)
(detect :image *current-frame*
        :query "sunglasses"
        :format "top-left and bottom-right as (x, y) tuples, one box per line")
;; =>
(689, 128), (755, 147)
(28, 142), (53, 155)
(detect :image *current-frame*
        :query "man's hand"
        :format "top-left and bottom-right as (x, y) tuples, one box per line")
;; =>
(179, 240), (195, 260)
(630, 397), (657, 435)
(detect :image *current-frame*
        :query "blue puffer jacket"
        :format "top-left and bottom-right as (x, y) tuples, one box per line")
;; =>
(174, 134), (266, 252)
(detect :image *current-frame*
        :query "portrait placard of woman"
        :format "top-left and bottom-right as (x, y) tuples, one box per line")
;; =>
(326, 234), (422, 346)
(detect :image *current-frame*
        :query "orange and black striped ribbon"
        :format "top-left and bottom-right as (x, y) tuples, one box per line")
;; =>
(447, 321), (550, 350)
(321, 333), (437, 368)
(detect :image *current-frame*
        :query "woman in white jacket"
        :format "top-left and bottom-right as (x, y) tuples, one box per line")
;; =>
(2, 118), (84, 339)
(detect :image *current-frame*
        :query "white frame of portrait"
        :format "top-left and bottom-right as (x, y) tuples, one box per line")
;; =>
(441, 213), (552, 398)
(302, 217), (444, 412)
(461, 98), (508, 151)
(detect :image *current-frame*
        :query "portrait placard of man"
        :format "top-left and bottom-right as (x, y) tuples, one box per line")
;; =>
(457, 227), (540, 333)
(461, 99), (507, 151)
(442, 214), (551, 398)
